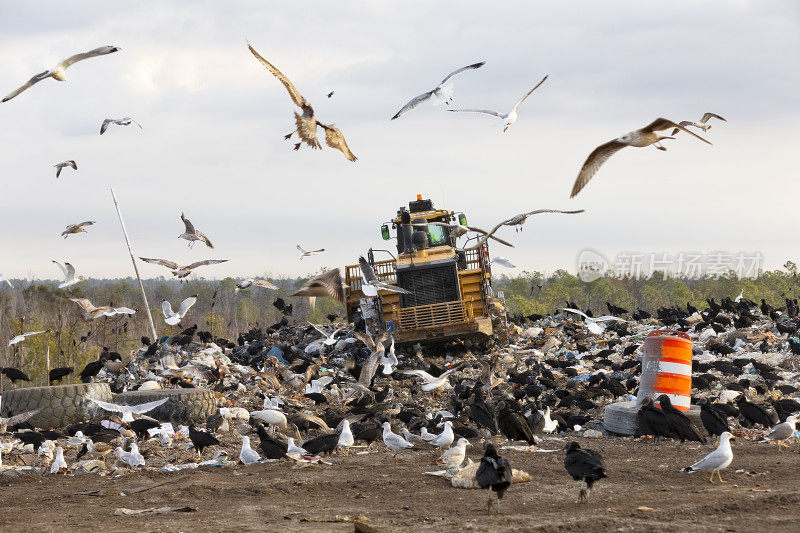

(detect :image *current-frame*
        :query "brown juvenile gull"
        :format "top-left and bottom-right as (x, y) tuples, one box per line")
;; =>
(3, 45), (120, 102)
(236, 279), (279, 291)
(570, 118), (712, 198)
(54, 160), (77, 179)
(247, 43), (357, 162)
(61, 221), (95, 238)
(179, 212), (213, 248)
(672, 112), (726, 135)
(68, 297), (136, 321)
(291, 268), (345, 303)
(138, 258), (228, 280)
(447, 74), (548, 131)
(391, 61), (486, 120)
(100, 117), (142, 135)
(468, 209), (585, 249)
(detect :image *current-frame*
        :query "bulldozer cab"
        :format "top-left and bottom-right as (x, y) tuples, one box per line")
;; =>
(346, 195), (500, 345)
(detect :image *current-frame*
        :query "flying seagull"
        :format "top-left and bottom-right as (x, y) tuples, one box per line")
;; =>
(468, 209), (585, 249)
(179, 213), (213, 248)
(0, 406), (43, 432)
(8, 330), (48, 347)
(68, 297), (136, 321)
(61, 221), (95, 238)
(2, 45), (120, 102)
(100, 117), (142, 135)
(400, 363), (464, 392)
(327, 91), (334, 98)
(563, 308), (626, 335)
(358, 256), (411, 296)
(162, 295), (198, 326)
(682, 431), (735, 483)
(88, 397), (168, 424)
(672, 112), (726, 134)
(297, 245), (324, 260)
(424, 221), (514, 248)
(489, 257), (516, 268)
(569, 118), (712, 198)
(447, 74), (548, 131)
(247, 43), (357, 162)
(0, 275), (13, 288)
(391, 61), (485, 120)
(236, 279), (279, 291)
(54, 160), (77, 179)
(52, 260), (80, 289)
(138, 258), (228, 280)
(291, 268), (345, 303)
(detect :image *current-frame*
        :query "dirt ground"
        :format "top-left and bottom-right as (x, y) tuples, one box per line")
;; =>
(1, 436), (799, 532)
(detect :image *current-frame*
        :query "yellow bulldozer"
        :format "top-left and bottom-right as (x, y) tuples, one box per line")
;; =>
(344, 195), (504, 344)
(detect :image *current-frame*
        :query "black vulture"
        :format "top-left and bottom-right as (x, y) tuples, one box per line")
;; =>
(79, 359), (104, 383)
(636, 396), (676, 442)
(657, 395), (706, 445)
(255, 424), (288, 459)
(15, 431), (46, 452)
(736, 396), (775, 428)
(48, 366), (73, 385)
(476, 443), (512, 515)
(697, 398), (729, 437)
(302, 433), (339, 455)
(564, 441), (606, 502)
(468, 389), (497, 434)
(188, 424), (220, 458)
(496, 401), (535, 444)
(129, 418), (160, 440)
(1, 367), (30, 384)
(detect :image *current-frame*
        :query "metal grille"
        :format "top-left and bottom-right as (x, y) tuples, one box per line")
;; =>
(397, 264), (459, 307)
(394, 301), (468, 331)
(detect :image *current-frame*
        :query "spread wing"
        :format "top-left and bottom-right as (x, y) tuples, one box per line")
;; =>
(68, 297), (96, 311)
(177, 296), (198, 316)
(52, 260), (68, 276)
(358, 351), (382, 387)
(294, 112), (321, 149)
(701, 112), (726, 123)
(2, 71), (50, 102)
(391, 91), (434, 120)
(139, 258), (179, 270)
(447, 108), (505, 118)
(511, 74), (549, 113)
(89, 397), (168, 415)
(640, 118), (712, 145)
(439, 61), (486, 85)
(161, 300), (175, 318)
(181, 212), (195, 234)
(247, 43), (308, 108)
(1, 407), (43, 426)
(353, 331), (376, 350)
(400, 369), (437, 383)
(291, 268), (345, 303)
(60, 45), (120, 68)
(64, 262), (76, 279)
(76, 221), (96, 228)
(185, 259), (228, 270)
(570, 139), (627, 198)
(504, 208), (585, 225)
(321, 124), (357, 162)
(563, 308), (590, 320)
(251, 279), (279, 290)
(358, 256), (377, 284)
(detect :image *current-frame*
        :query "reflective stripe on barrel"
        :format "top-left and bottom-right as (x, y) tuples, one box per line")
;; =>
(640, 330), (693, 411)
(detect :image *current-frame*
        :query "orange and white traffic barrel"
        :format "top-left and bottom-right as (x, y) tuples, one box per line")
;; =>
(637, 330), (692, 411)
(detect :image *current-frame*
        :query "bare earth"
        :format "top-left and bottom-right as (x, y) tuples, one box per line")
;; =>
(1, 437), (799, 532)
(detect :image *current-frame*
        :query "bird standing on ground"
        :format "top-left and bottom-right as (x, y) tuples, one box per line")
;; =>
(698, 398), (730, 438)
(569, 118), (712, 198)
(429, 421), (455, 448)
(239, 435), (261, 465)
(188, 424), (220, 458)
(476, 443), (512, 515)
(447, 74), (548, 131)
(439, 437), (470, 469)
(682, 431), (735, 483)
(50, 446), (67, 474)
(759, 415), (798, 450)
(563, 441), (606, 503)
(247, 43), (357, 161)
(2, 45), (120, 102)
(100, 117), (141, 135)
(382, 422), (414, 452)
(179, 213), (213, 248)
(391, 62), (486, 120)
(54, 160), (77, 179)
(338, 419), (354, 451)
(61, 221), (95, 238)
(657, 394), (706, 446)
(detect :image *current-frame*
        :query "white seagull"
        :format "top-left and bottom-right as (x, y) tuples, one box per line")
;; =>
(682, 431), (735, 483)
(8, 329), (48, 347)
(672, 112), (726, 134)
(429, 421), (455, 448)
(0, 275), (13, 288)
(338, 419), (354, 449)
(400, 364), (464, 392)
(468, 209), (585, 250)
(287, 438), (308, 456)
(68, 297), (136, 321)
(88, 397), (168, 424)
(419, 427), (438, 442)
(62, 221), (95, 238)
(382, 422), (415, 451)
(541, 406), (558, 434)
(359, 256), (411, 296)
(391, 61), (486, 120)
(179, 213), (213, 248)
(54, 160), (77, 179)
(490, 257), (516, 269)
(50, 446), (67, 474)
(100, 117), (142, 135)
(52, 260), (80, 289)
(2, 45), (121, 102)
(570, 117), (712, 198)
(439, 437), (471, 469)
(138, 257), (228, 280)
(310, 323), (344, 346)
(297, 245), (324, 260)
(239, 435), (261, 465)
(161, 295), (198, 326)
(447, 74), (548, 131)
(381, 337), (398, 375)
(236, 278), (279, 291)
(563, 308), (626, 335)
(760, 415), (797, 450)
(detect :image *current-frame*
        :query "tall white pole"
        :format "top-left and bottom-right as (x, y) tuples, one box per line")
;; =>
(110, 189), (157, 342)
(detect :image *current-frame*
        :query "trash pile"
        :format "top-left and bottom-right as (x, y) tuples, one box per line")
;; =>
(1, 294), (799, 480)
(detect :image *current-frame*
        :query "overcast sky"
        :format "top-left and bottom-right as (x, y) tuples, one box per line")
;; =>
(0, 1), (797, 281)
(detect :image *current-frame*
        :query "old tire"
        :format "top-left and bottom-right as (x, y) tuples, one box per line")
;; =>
(603, 400), (708, 437)
(0, 383), (112, 429)
(111, 388), (217, 425)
